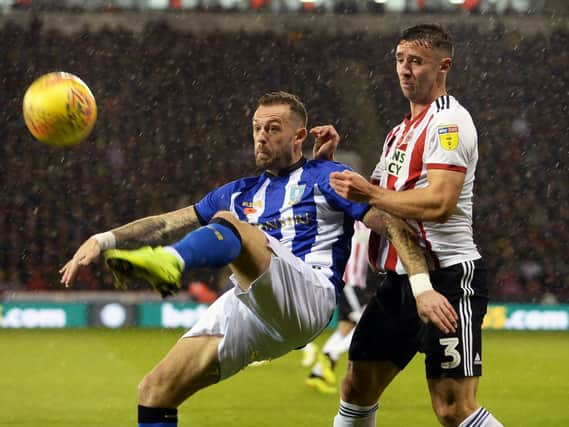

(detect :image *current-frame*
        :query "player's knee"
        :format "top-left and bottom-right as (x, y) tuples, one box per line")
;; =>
(211, 211), (248, 244)
(212, 211), (240, 228)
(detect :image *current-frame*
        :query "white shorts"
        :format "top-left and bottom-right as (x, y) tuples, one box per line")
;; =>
(182, 234), (336, 380)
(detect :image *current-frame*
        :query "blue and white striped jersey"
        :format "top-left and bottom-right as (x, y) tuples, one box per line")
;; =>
(194, 158), (369, 294)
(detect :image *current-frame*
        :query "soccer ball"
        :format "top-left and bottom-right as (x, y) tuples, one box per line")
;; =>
(22, 72), (97, 147)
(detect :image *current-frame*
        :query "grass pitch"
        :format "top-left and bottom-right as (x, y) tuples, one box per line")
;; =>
(1, 329), (567, 426)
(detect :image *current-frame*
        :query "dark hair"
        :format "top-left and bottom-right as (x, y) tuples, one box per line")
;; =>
(397, 24), (454, 57)
(257, 91), (308, 127)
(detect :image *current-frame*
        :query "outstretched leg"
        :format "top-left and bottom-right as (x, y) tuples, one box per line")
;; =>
(104, 211), (273, 296)
(106, 211), (335, 426)
(137, 335), (222, 426)
(106, 212), (276, 426)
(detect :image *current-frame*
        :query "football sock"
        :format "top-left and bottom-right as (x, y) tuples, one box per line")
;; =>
(322, 329), (354, 362)
(310, 360), (325, 378)
(321, 330), (345, 361)
(170, 218), (242, 271)
(337, 329), (355, 354)
(301, 342), (318, 367)
(138, 405), (177, 426)
(333, 399), (378, 427)
(458, 407), (504, 427)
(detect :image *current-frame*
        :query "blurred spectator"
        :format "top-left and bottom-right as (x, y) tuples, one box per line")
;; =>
(188, 281), (219, 304)
(24, 266), (49, 291)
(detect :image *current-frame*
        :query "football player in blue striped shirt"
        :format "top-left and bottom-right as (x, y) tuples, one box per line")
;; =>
(60, 91), (455, 426)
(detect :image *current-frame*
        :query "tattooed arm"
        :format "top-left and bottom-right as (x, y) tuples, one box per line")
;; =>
(362, 207), (458, 334)
(60, 206), (200, 287)
(362, 207), (428, 277)
(111, 206), (200, 248)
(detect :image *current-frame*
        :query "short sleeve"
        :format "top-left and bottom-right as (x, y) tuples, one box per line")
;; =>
(316, 161), (370, 221)
(194, 182), (237, 223)
(424, 109), (477, 174)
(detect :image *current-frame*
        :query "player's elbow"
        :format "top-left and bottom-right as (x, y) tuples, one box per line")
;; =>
(423, 180), (460, 223)
(423, 190), (457, 223)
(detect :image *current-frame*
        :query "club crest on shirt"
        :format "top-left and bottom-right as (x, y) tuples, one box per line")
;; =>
(437, 125), (459, 151)
(287, 184), (306, 206)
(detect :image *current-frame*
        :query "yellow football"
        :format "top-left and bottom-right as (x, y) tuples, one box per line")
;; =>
(23, 72), (97, 147)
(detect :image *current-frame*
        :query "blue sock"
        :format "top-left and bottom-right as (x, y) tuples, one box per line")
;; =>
(138, 405), (177, 426)
(170, 218), (242, 271)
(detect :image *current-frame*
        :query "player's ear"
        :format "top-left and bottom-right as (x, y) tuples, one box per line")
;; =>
(440, 57), (452, 74)
(295, 127), (308, 145)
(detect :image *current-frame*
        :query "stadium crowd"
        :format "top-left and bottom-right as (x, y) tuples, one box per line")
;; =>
(1, 17), (567, 303)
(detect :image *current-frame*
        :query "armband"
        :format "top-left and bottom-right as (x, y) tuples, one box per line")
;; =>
(92, 232), (116, 250)
(409, 273), (433, 298)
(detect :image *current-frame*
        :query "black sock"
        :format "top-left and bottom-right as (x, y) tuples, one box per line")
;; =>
(138, 405), (177, 425)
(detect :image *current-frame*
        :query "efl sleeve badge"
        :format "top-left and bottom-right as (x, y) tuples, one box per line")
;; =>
(437, 125), (459, 151)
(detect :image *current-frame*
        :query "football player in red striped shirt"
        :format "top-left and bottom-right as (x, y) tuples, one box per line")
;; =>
(331, 24), (503, 427)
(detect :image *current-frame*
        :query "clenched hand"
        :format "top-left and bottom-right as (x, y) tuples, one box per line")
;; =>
(330, 170), (376, 203)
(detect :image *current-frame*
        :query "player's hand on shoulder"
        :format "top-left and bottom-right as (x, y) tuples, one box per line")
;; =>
(330, 170), (375, 203)
(59, 237), (102, 287)
(415, 289), (458, 334)
(310, 125), (340, 161)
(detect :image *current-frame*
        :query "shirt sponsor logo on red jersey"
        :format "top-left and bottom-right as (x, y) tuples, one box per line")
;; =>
(387, 148), (406, 177)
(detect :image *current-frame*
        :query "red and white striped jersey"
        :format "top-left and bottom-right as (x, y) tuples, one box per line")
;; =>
(343, 221), (370, 288)
(369, 94), (481, 274)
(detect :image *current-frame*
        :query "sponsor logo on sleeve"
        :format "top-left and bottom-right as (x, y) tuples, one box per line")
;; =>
(437, 125), (459, 151)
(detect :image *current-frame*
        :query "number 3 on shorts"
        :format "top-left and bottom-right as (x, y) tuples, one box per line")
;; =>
(439, 337), (461, 369)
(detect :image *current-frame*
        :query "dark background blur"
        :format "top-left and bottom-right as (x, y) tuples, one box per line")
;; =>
(1, 0), (568, 304)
